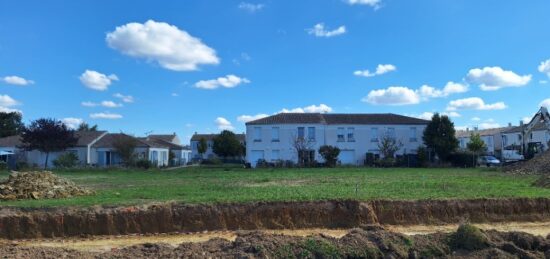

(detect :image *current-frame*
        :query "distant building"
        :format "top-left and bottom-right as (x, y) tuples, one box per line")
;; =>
(456, 127), (512, 156)
(190, 133), (246, 160)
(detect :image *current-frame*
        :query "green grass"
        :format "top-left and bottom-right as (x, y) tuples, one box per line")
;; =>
(0, 167), (549, 208)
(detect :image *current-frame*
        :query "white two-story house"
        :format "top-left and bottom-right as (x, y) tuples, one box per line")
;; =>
(245, 113), (429, 167)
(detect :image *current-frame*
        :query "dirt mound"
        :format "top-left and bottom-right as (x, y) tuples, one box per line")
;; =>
(0, 171), (94, 201)
(2, 225), (549, 258)
(505, 150), (550, 175)
(533, 175), (550, 188)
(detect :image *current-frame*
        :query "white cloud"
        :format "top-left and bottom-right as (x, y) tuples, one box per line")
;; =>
(280, 104), (333, 113)
(479, 122), (501, 129)
(0, 95), (20, 107)
(238, 2), (264, 12)
(419, 81), (468, 99)
(106, 20), (219, 71)
(79, 70), (118, 91)
(522, 117), (532, 124)
(472, 117), (481, 121)
(540, 98), (550, 109)
(307, 23), (346, 38)
(0, 106), (21, 113)
(195, 74), (250, 89)
(237, 114), (269, 123)
(90, 112), (123, 119)
(466, 66), (531, 91)
(362, 86), (420, 105)
(412, 111), (460, 120)
(538, 59), (550, 78)
(444, 111), (461, 118)
(113, 93), (134, 103)
(540, 80), (548, 84)
(446, 97), (507, 111)
(354, 64), (396, 77)
(62, 118), (83, 129)
(81, 101), (98, 107)
(346, 0), (381, 9)
(215, 117), (234, 130)
(101, 101), (123, 108)
(2, 76), (34, 86)
(171, 93), (179, 97)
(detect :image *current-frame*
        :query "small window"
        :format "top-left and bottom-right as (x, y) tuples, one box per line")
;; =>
(271, 150), (280, 161)
(347, 127), (355, 141)
(371, 128), (378, 142)
(409, 127), (417, 142)
(387, 128), (396, 139)
(271, 127), (280, 142)
(298, 127), (305, 139)
(337, 127), (345, 142)
(254, 127), (261, 142)
(308, 127), (316, 141)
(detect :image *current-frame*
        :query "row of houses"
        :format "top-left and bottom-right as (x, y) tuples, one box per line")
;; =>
(0, 132), (192, 168)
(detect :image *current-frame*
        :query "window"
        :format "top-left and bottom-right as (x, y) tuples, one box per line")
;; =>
(337, 127), (345, 142)
(298, 127), (305, 139)
(371, 128), (378, 142)
(409, 127), (417, 142)
(518, 134), (522, 141)
(487, 136), (493, 147)
(271, 127), (280, 142)
(254, 127), (261, 142)
(530, 133), (533, 140)
(387, 128), (396, 139)
(502, 135), (508, 146)
(271, 150), (280, 161)
(207, 141), (212, 148)
(347, 127), (355, 142)
(308, 127), (316, 141)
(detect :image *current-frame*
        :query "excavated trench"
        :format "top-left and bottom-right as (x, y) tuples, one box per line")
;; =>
(2, 198), (550, 240)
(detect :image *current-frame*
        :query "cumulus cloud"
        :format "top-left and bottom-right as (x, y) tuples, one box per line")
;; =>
(81, 101), (97, 107)
(215, 117), (234, 130)
(307, 23), (346, 38)
(101, 101), (123, 108)
(0, 106), (21, 113)
(237, 114), (269, 123)
(539, 59), (550, 78)
(195, 74), (250, 89)
(280, 104), (333, 113)
(466, 66), (531, 91)
(238, 2), (264, 12)
(540, 98), (550, 109)
(472, 117), (481, 121)
(2, 76), (34, 86)
(479, 122), (501, 129)
(113, 93), (134, 103)
(0, 95), (20, 107)
(419, 82), (468, 98)
(79, 70), (118, 91)
(446, 97), (507, 111)
(412, 111), (460, 120)
(346, 0), (381, 9)
(106, 20), (219, 71)
(362, 86), (420, 105)
(90, 112), (123, 119)
(62, 118), (83, 129)
(354, 64), (396, 77)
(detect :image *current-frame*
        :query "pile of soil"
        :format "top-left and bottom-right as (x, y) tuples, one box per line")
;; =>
(1, 225), (549, 258)
(0, 171), (94, 201)
(504, 150), (550, 175)
(533, 175), (550, 188)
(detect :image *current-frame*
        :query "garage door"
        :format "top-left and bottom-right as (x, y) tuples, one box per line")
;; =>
(249, 150), (265, 167)
(339, 150), (355, 165)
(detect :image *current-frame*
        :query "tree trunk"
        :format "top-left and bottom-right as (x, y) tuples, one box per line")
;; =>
(44, 152), (49, 170)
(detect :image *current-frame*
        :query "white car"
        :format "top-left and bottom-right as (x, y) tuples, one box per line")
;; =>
(477, 156), (501, 167)
(502, 150), (524, 163)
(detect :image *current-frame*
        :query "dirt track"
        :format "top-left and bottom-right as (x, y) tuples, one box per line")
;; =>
(2, 198), (550, 239)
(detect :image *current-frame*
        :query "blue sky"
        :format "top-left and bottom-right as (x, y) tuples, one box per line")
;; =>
(1, 0), (549, 144)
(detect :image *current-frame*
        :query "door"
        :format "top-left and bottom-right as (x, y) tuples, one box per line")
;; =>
(105, 151), (112, 165)
(339, 150), (356, 165)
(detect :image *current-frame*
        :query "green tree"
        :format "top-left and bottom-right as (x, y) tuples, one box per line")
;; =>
(422, 113), (459, 162)
(212, 130), (243, 159)
(112, 134), (138, 167)
(318, 145), (340, 167)
(21, 118), (78, 169)
(0, 112), (24, 138)
(467, 133), (486, 167)
(77, 122), (98, 131)
(198, 137), (207, 159)
(378, 134), (403, 159)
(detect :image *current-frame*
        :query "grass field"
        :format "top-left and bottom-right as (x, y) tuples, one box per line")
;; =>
(0, 167), (549, 208)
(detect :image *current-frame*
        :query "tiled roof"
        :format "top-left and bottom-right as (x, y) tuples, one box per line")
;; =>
(456, 127), (511, 138)
(190, 133), (246, 142)
(92, 133), (164, 148)
(245, 113), (430, 125)
(0, 131), (107, 148)
(501, 122), (549, 134)
(139, 137), (183, 149)
(147, 134), (177, 143)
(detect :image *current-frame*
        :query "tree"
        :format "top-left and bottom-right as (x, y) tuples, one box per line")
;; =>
(197, 137), (207, 159)
(467, 133), (486, 167)
(112, 134), (138, 167)
(0, 112), (24, 138)
(212, 130), (243, 159)
(422, 113), (459, 162)
(77, 122), (98, 131)
(21, 118), (78, 169)
(291, 134), (315, 166)
(378, 134), (403, 159)
(318, 145), (340, 167)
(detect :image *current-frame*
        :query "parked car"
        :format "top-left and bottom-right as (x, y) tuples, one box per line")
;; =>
(502, 150), (524, 163)
(477, 156), (501, 167)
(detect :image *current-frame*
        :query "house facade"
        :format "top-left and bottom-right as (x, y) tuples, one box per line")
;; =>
(190, 133), (246, 160)
(501, 122), (550, 153)
(245, 113), (429, 167)
(456, 127), (510, 156)
(144, 134), (189, 166)
(92, 133), (170, 167)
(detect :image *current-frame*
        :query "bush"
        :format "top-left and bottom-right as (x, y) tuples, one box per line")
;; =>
(318, 145), (340, 167)
(201, 158), (222, 165)
(364, 153), (376, 167)
(136, 159), (152, 169)
(0, 161), (7, 171)
(417, 147), (429, 167)
(16, 161), (29, 170)
(450, 224), (490, 251)
(449, 151), (476, 168)
(376, 157), (395, 168)
(53, 152), (79, 168)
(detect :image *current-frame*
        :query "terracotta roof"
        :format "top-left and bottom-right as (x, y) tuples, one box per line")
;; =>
(245, 113), (430, 125)
(190, 133), (246, 142)
(456, 127), (511, 138)
(0, 131), (107, 148)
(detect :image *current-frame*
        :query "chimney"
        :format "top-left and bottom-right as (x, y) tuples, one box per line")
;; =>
(466, 127), (469, 132)
(474, 127), (478, 131)
(508, 122), (512, 127)
(520, 121), (524, 127)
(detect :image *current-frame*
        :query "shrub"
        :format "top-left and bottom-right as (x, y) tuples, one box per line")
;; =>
(417, 147), (429, 167)
(318, 145), (340, 167)
(201, 157), (222, 165)
(449, 151), (476, 168)
(256, 159), (269, 168)
(450, 224), (490, 251)
(364, 153), (376, 167)
(136, 159), (152, 169)
(16, 161), (29, 170)
(53, 152), (79, 168)
(284, 160), (295, 168)
(0, 161), (7, 171)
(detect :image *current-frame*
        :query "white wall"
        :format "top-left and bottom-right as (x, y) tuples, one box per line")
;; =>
(246, 123), (426, 167)
(25, 147), (87, 168)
